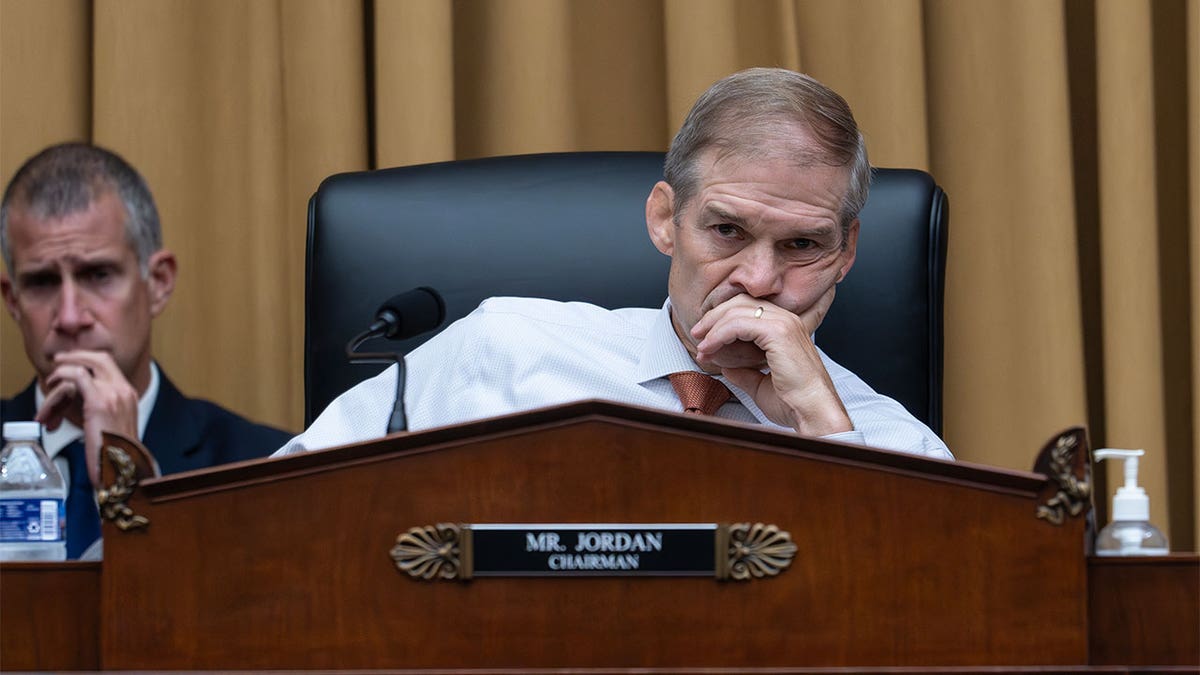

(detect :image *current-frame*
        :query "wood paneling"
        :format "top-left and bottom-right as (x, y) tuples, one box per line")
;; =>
(1088, 554), (1200, 666)
(0, 561), (100, 671)
(100, 403), (1091, 669)
(4, 406), (1195, 670)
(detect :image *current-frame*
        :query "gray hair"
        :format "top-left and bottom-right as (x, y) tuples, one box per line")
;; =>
(663, 68), (870, 242)
(0, 142), (162, 276)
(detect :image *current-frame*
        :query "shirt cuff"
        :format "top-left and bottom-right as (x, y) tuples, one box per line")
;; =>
(821, 429), (865, 446)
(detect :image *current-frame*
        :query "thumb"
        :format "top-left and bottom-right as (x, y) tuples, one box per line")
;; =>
(722, 367), (768, 398)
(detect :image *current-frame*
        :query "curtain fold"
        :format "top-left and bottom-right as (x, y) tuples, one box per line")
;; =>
(375, 0), (456, 166)
(89, 0), (366, 426)
(925, 0), (1089, 469)
(0, 0), (91, 392)
(1190, 0), (1200, 547)
(454, 0), (575, 156)
(792, 0), (929, 168)
(1093, 0), (1168, 539)
(0, 0), (1195, 547)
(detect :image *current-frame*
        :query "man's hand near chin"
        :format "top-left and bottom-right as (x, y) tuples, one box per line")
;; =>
(36, 350), (140, 487)
(688, 287), (853, 437)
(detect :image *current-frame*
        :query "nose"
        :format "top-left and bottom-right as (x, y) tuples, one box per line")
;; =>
(727, 244), (784, 299)
(54, 277), (93, 335)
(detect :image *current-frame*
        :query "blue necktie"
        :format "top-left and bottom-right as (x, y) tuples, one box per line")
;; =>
(62, 440), (101, 559)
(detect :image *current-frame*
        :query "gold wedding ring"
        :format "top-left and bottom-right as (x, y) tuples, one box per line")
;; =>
(754, 306), (764, 319)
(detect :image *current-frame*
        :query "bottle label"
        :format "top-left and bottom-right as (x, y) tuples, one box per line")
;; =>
(0, 498), (65, 542)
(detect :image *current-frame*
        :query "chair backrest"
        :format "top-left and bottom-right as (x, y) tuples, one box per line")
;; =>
(305, 152), (947, 434)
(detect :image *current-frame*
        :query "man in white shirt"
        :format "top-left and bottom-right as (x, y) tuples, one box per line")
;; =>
(277, 68), (951, 460)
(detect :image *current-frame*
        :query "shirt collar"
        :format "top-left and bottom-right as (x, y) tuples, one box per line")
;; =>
(633, 299), (703, 384)
(36, 361), (160, 458)
(633, 299), (777, 425)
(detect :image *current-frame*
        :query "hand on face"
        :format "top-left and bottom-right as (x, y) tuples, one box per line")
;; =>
(646, 147), (859, 437)
(689, 286), (851, 436)
(36, 350), (140, 487)
(1, 190), (176, 486)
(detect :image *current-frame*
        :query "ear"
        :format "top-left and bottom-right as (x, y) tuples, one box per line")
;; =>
(146, 249), (177, 317)
(835, 219), (860, 283)
(1, 272), (19, 322)
(645, 181), (678, 256)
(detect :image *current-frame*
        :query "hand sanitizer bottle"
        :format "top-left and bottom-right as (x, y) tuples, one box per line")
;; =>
(1094, 448), (1169, 556)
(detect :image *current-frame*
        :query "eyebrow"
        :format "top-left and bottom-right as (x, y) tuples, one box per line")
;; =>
(16, 255), (123, 277)
(705, 205), (748, 227)
(14, 268), (60, 288)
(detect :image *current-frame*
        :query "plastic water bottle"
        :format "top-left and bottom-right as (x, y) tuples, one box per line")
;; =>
(0, 421), (66, 561)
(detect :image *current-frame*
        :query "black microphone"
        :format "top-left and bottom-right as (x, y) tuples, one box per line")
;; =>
(346, 287), (446, 435)
(367, 287), (446, 340)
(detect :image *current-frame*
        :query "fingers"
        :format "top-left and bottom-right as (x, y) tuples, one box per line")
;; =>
(690, 295), (759, 342)
(51, 350), (126, 383)
(692, 282), (839, 359)
(692, 298), (796, 368)
(721, 367), (769, 400)
(688, 292), (852, 435)
(36, 377), (80, 430)
(35, 350), (140, 487)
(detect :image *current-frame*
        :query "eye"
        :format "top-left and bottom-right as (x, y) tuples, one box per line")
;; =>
(79, 265), (116, 285)
(713, 223), (742, 238)
(781, 237), (832, 264)
(24, 272), (59, 288)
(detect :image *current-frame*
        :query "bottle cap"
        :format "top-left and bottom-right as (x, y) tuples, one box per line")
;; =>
(1094, 448), (1149, 522)
(2, 421), (41, 442)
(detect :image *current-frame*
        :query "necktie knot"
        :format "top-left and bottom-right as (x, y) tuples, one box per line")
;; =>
(668, 371), (731, 416)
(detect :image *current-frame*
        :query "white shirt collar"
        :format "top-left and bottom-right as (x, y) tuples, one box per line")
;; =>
(36, 361), (160, 459)
(633, 299), (777, 425)
(632, 299), (703, 385)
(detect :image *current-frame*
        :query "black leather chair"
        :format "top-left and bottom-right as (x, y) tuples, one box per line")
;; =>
(305, 152), (948, 434)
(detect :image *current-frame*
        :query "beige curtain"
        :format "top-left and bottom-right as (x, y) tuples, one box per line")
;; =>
(1, 0), (1196, 549)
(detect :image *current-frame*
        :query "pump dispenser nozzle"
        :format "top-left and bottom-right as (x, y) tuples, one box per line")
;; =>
(1094, 449), (1147, 521)
(1094, 448), (1168, 556)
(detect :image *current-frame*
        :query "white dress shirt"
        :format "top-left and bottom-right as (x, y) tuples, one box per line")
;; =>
(275, 298), (951, 459)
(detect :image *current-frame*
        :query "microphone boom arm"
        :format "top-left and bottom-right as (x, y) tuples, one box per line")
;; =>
(346, 328), (409, 435)
(344, 286), (446, 436)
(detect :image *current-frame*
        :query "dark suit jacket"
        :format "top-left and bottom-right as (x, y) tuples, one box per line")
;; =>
(1, 370), (290, 473)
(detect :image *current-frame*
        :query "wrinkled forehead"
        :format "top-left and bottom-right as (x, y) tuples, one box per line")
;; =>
(706, 119), (845, 173)
(695, 138), (852, 197)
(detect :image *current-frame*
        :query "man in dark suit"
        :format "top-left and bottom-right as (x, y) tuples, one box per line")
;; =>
(0, 142), (289, 558)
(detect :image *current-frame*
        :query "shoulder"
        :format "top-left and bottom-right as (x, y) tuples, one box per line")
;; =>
(151, 378), (291, 465)
(0, 382), (37, 423)
(404, 297), (658, 391)
(814, 347), (952, 460)
(190, 399), (290, 449)
(187, 398), (290, 440)
(469, 297), (656, 335)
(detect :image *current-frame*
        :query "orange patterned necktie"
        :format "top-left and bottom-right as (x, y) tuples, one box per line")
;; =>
(668, 371), (731, 416)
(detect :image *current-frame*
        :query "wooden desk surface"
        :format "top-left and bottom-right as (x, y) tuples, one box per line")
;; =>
(0, 560), (100, 671)
(1088, 554), (1200, 666)
(2, 555), (1196, 671)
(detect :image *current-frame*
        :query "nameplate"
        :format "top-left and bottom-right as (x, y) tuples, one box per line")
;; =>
(472, 523), (714, 576)
(390, 522), (796, 582)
